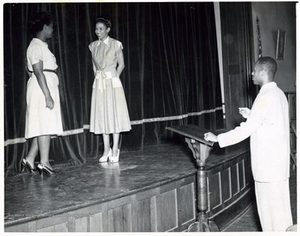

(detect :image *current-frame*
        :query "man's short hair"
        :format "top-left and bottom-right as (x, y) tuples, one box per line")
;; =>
(256, 56), (277, 78)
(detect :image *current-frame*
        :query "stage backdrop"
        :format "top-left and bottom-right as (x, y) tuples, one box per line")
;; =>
(4, 2), (223, 175)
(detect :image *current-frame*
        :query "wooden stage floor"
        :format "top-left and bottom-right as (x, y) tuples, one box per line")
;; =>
(5, 142), (197, 231)
(4, 141), (297, 232)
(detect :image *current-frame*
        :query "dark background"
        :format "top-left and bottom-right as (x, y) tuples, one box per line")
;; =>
(4, 2), (223, 174)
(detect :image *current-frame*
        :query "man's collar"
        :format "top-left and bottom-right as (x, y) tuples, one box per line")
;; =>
(260, 81), (276, 93)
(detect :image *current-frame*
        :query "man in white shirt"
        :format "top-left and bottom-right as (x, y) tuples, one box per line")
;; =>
(204, 56), (293, 231)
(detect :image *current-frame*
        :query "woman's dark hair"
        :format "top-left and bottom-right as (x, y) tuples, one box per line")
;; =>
(95, 17), (111, 29)
(28, 11), (52, 35)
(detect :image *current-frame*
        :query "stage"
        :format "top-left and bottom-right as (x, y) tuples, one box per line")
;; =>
(5, 139), (254, 232)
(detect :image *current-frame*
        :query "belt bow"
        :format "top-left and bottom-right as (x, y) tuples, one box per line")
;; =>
(94, 70), (107, 92)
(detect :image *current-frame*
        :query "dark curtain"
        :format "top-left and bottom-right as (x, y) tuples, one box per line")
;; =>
(4, 2), (223, 175)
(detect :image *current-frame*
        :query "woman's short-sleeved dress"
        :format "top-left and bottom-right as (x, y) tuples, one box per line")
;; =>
(89, 36), (131, 134)
(25, 38), (63, 139)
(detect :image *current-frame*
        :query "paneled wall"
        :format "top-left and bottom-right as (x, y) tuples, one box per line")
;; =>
(5, 144), (253, 232)
(5, 175), (196, 232)
(286, 92), (297, 168)
(207, 148), (254, 230)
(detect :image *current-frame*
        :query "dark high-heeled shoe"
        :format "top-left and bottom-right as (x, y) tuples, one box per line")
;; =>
(37, 164), (55, 176)
(21, 158), (36, 173)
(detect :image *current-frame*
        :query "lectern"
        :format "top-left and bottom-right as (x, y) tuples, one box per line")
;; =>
(166, 125), (219, 232)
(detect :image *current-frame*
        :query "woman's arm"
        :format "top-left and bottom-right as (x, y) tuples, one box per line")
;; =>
(88, 44), (97, 76)
(33, 60), (54, 110)
(116, 46), (125, 76)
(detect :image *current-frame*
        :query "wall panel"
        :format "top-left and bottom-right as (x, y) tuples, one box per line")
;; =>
(5, 174), (196, 232)
(5, 150), (253, 233)
(221, 168), (231, 203)
(137, 198), (151, 232)
(207, 150), (254, 231)
(159, 189), (178, 231)
(178, 182), (196, 228)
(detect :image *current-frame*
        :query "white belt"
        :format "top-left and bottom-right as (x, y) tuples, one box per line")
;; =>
(93, 71), (112, 92)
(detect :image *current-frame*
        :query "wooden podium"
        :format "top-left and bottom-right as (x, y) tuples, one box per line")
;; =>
(166, 125), (219, 232)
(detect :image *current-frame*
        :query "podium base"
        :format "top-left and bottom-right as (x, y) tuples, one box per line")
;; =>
(187, 220), (219, 232)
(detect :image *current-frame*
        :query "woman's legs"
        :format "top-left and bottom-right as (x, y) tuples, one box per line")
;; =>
(25, 135), (52, 169)
(102, 134), (111, 156)
(99, 133), (120, 160)
(26, 137), (38, 166)
(112, 133), (120, 157)
(38, 135), (52, 169)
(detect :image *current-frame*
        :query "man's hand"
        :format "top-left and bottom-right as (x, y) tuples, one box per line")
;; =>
(239, 107), (251, 119)
(204, 132), (218, 142)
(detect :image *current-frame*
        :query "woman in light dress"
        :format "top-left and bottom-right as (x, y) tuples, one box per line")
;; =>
(89, 17), (131, 163)
(22, 11), (63, 175)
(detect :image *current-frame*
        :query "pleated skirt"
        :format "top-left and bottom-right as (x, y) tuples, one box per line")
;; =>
(90, 77), (131, 134)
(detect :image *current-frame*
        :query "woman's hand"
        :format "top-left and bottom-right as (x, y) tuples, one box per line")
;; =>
(45, 95), (54, 110)
(33, 61), (55, 110)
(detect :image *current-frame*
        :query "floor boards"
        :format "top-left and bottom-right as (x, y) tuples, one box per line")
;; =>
(4, 142), (297, 232)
